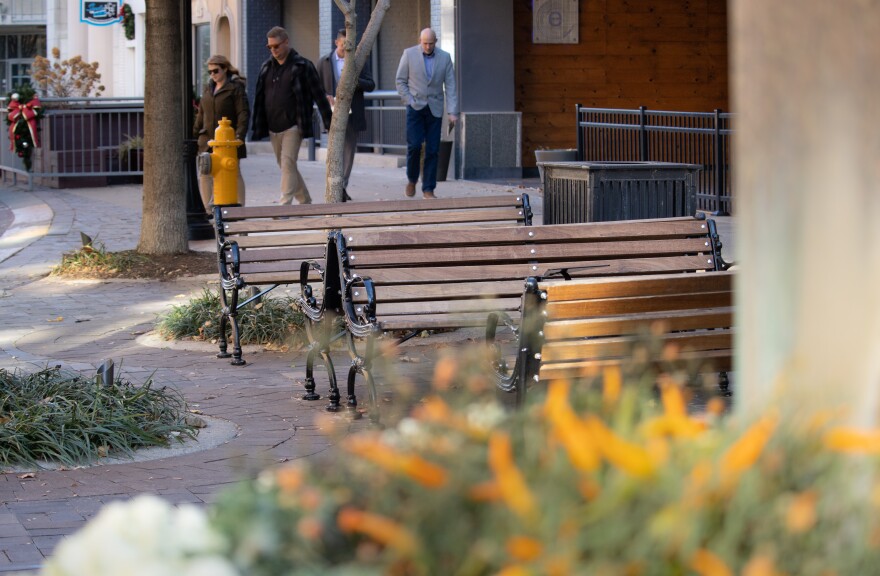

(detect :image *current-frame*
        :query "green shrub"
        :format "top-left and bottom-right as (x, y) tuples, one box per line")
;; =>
(156, 288), (306, 348)
(0, 366), (197, 467)
(52, 238), (148, 277)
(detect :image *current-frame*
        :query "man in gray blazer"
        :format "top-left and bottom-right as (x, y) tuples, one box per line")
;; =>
(318, 28), (376, 201)
(395, 28), (458, 198)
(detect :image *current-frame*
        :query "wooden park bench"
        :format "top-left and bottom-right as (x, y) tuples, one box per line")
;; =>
(307, 215), (730, 416)
(493, 271), (734, 405)
(210, 195), (533, 365)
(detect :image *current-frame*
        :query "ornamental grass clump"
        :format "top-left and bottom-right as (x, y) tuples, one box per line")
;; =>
(0, 366), (197, 468)
(156, 288), (306, 349)
(206, 349), (880, 575)
(52, 237), (148, 277)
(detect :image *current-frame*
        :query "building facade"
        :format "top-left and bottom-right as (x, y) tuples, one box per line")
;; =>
(16, 0), (729, 178)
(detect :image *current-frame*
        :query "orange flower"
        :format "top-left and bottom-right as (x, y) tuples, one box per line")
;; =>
(719, 414), (777, 476)
(346, 435), (448, 488)
(432, 357), (459, 390)
(496, 566), (532, 576)
(488, 432), (537, 520)
(412, 395), (452, 422)
(690, 549), (733, 576)
(578, 477), (601, 501)
(584, 416), (655, 478)
(742, 554), (785, 576)
(603, 365), (622, 405)
(543, 381), (600, 472)
(706, 397), (726, 417)
(506, 536), (544, 562)
(297, 516), (323, 541)
(275, 465), (304, 493)
(824, 427), (880, 454)
(468, 480), (501, 502)
(785, 490), (818, 534)
(641, 382), (707, 439)
(337, 507), (417, 554)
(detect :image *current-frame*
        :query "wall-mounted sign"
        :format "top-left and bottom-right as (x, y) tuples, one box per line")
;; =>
(533, 0), (578, 44)
(81, 1), (123, 26)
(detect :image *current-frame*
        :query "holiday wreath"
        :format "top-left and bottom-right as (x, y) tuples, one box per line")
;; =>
(6, 86), (43, 171)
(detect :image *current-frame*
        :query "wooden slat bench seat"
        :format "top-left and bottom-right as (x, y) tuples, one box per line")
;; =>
(210, 194), (532, 365)
(311, 215), (730, 415)
(498, 271), (734, 405)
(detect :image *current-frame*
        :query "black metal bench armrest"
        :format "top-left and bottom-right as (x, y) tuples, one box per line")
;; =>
(218, 239), (245, 290)
(707, 219), (734, 270)
(342, 274), (379, 338)
(297, 259), (326, 321)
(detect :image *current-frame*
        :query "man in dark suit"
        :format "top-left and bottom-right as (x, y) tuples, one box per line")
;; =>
(317, 28), (376, 201)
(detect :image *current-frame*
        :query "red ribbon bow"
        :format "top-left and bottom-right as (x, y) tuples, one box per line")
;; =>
(8, 96), (41, 150)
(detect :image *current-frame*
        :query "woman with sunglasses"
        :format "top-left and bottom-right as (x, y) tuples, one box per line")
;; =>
(193, 55), (250, 212)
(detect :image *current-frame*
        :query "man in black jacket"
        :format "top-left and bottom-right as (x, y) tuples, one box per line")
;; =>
(317, 28), (376, 201)
(252, 26), (332, 205)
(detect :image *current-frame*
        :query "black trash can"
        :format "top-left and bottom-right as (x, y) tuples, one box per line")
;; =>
(539, 161), (702, 225)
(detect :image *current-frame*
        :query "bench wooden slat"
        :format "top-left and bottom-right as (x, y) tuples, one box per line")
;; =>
(219, 195), (527, 220)
(540, 272), (732, 301)
(348, 237), (714, 267)
(545, 291), (732, 320)
(544, 308), (733, 339)
(377, 312), (523, 331)
(352, 255), (717, 285)
(234, 231), (332, 248)
(223, 208), (528, 234)
(540, 330), (733, 363)
(373, 297), (521, 317)
(344, 216), (710, 247)
(350, 280), (526, 303)
(538, 349), (734, 382)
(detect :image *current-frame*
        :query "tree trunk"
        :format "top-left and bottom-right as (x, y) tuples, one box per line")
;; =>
(731, 0), (880, 426)
(138, 0), (188, 254)
(325, 0), (391, 203)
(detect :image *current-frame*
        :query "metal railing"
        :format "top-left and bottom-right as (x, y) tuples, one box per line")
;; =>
(576, 105), (734, 215)
(360, 90), (406, 153)
(0, 92), (408, 189)
(0, 96), (145, 189)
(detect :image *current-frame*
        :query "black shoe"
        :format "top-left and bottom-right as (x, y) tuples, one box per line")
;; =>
(342, 187), (352, 202)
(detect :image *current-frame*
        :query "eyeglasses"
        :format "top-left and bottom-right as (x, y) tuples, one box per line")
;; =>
(267, 40), (285, 50)
(208, 68), (222, 75)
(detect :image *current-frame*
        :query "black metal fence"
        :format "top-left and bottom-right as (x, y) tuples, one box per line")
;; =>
(576, 105), (733, 215)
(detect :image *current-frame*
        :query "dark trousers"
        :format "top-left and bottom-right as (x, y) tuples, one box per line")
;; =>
(405, 105), (442, 192)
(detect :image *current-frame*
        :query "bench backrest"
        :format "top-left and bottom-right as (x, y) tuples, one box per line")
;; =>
(336, 216), (728, 331)
(213, 195), (532, 287)
(521, 271), (734, 385)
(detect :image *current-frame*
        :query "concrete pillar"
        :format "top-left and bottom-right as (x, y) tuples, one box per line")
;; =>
(732, 1), (880, 425)
(66, 0), (88, 58)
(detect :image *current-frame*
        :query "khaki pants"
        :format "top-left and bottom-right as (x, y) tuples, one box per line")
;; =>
(270, 125), (311, 205)
(198, 170), (247, 213)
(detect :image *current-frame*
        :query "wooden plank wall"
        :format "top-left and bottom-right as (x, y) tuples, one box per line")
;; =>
(515, 0), (729, 166)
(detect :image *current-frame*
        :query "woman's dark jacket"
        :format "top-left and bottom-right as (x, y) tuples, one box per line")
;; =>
(251, 50), (333, 141)
(193, 74), (249, 159)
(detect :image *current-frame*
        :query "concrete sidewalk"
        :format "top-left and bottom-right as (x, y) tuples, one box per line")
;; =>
(0, 152), (733, 573)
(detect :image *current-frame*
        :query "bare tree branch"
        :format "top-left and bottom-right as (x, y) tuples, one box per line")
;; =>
(325, 0), (392, 202)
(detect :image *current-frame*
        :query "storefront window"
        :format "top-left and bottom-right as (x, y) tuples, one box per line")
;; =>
(194, 24), (210, 98)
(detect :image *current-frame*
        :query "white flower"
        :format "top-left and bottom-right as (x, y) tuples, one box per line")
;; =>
(465, 401), (506, 433)
(40, 495), (240, 576)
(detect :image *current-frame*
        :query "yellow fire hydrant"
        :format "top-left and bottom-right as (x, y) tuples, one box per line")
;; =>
(206, 117), (242, 206)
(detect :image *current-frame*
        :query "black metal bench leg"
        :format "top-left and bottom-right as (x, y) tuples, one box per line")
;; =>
(345, 363), (361, 419)
(216, 312), (231, 358)
(718, 371), (732, 397)
(302, 344), (322, 401)
(228, 312), (246, 366)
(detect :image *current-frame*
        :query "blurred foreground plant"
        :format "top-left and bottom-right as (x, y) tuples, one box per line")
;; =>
(37, 345), (880, 575)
